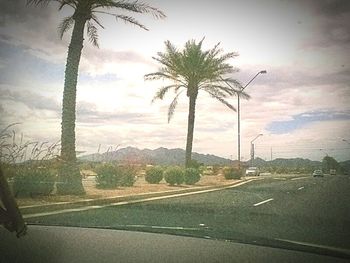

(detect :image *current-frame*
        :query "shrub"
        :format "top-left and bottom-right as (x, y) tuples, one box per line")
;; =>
(119, 165), (136, 187)
(184, 168), (201, 185)
(12, 166), (56, 197)
(187, 159), (203, 169)
(95, 164), (136, 189)
(95, 163), (119, 188)
(164, 166), (184, 186)
(145, 166), (163, 184)
(223, 167), (241, 180)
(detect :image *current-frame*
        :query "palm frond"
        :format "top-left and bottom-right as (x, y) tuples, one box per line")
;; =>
(91, 14), (105, 29)
(168, 91), (182, 123)
(237, 90), (250, 100)
(219, 77), (242, 90)
(204, 89), (236, 112)
(200, 85), (230, 98)
(86, 21), (99, 47)
(115, 14), (148, 30)
(58, 16), (74, 39)
(93, 0), (166, 19)
(58, 0), (77, 10)
(145, 72), (185, 85)
(27, 0), (76, 8)
(152, 84), (184, 103)
(27, 0), (52, 6)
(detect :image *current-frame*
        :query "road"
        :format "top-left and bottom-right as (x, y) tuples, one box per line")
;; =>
(26, 174), (350, 252)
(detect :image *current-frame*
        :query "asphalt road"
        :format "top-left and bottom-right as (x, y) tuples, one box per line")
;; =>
(27, 174), (350, 252)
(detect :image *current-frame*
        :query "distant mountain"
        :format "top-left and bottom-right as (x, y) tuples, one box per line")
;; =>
(79, 146), (232, 165)
(340, 160), (350, 173)
(80, 147), (349, 171)
(269, 158), (321, 169)
(249, 157), (321, 168)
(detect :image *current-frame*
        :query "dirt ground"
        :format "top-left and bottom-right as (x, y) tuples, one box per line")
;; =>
(17, 174), (238, 207)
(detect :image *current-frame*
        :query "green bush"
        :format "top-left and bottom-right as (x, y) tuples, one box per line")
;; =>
(145, 166), (163, 184)
(119, 166), (136, 187)
(223, 167), (241, 180)
(95, 164), (136, 189)
(12, 167), (56, 197)
(164, 166), (184, 186)
(184, 168), (201, 185)
(187, 159), (203, 169)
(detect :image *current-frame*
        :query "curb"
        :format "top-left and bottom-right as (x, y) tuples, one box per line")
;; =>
(20, 179), (249, 215)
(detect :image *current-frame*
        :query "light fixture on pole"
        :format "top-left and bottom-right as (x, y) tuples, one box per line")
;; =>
(250, 133), (263, 166)
(221, 70), (266, 170)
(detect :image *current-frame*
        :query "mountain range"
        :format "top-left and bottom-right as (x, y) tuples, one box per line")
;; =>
(79, 146), (232, 165)
(79, 146), (350, 172)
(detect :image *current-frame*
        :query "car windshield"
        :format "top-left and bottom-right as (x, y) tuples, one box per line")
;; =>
(1, 0), (350, 260)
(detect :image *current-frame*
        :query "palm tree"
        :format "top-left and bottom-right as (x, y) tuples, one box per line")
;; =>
(27, 0), (165, 195)
(145, 39), (249, 168)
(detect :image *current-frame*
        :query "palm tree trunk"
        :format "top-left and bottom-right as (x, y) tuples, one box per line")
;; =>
(57, 15), (86, 195)
(185, 94), (197, 168)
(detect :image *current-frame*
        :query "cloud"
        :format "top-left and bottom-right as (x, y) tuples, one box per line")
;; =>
(0, 0), (55, 25)
(0, 0), (153, 77)
(298, 0), (350, 49)
(255, 119), (350, 161)
(266, 110), (350, 134)
(310, 0), (350, 17)
(1, 89), (60, 112)
(0, 0), (69, 62)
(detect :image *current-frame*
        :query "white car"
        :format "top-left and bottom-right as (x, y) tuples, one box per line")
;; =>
(245, 167), (260, 176)
(312, 170), (323, 177)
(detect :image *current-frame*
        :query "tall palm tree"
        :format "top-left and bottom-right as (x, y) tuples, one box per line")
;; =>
(27, 0), (165, 195)
(145, 39), (249, 168)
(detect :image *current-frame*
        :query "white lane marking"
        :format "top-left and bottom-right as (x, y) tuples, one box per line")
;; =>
(273, 178), (287, 180)
(253, 198), (274, 207)
(24, 179), (257, 219)
(297, 186), (304, 190)
(291, 176), (309, 181)
(276, 238), (350, 256)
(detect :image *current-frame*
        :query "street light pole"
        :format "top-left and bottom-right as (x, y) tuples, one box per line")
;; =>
(250, 134), (263, 166)
(222, 70), (266, 170)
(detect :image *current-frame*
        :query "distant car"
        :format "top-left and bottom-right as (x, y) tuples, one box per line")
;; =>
(330, 169), (336, 175)
(245, 167), (260, 176)
(312, 170), (323, 177)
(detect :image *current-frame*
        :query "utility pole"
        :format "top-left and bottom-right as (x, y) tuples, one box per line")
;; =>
(250, 134), (263, 166)
(270, 147), (273, 161)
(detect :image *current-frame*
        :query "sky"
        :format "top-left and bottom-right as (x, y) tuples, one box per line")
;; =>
(0, 0), (349, 162)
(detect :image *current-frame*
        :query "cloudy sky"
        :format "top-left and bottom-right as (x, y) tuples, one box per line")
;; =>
(0, 0), (349, 161)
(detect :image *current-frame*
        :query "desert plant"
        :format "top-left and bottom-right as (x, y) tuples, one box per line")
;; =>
(184, 168), (201, 185)
(164, 166), (184, 186)
(95, 163), (119, 188)
(187, 159), (203, 169)
(12, 166), (56, 197)
(0, 124), (61, 196)
(0, 124), (60, 165)
(119, 165), (136, 187)
(95, 164), (135, 189)
(223, 167), (241, 180)
(145, 166), (163, 184)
